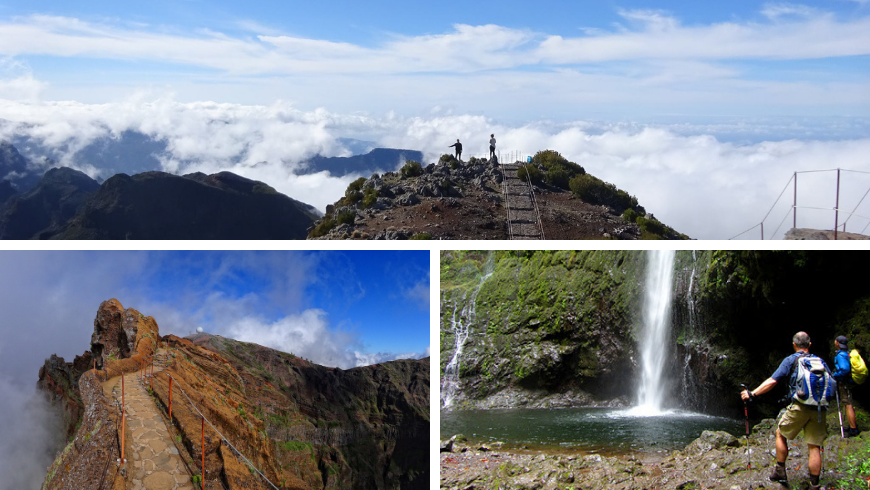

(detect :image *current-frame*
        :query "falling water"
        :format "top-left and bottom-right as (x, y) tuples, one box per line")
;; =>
(441, 254), (495, 409)
(634, 250), (676, 415)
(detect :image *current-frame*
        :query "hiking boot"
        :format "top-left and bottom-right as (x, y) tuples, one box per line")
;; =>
(770, 464), (788, 483)
(850, 427), (860, 437)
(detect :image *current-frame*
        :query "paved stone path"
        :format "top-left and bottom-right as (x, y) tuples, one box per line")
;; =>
(501, 163), (544, 240)
(111, 358), (195, 490)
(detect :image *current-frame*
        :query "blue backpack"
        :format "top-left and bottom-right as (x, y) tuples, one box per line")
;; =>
(788, 353), (837, 422)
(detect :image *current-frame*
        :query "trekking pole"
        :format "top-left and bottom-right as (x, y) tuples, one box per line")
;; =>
(741, 384), (753, 489)
(836, 387), (845, 438)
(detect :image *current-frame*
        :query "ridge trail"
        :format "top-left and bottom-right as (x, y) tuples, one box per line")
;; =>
(109, 351), (194, 490)
(501, 163), (544, 240)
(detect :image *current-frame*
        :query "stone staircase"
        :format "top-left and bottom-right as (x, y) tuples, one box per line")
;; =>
(500, 163), (544, 240)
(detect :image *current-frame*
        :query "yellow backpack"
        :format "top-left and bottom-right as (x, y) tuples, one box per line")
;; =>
(851, 349), (868, 385)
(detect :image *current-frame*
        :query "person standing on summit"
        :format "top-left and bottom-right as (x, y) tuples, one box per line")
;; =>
(489, 134), (496, 160)
(449, 139), (463, 162)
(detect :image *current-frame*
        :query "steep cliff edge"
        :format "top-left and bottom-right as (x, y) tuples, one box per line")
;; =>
(38, 300), (429, 490)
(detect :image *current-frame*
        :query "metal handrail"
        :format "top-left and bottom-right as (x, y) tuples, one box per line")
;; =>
(731, 168), (870, 240)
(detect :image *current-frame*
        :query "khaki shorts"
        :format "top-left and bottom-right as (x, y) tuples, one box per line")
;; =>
(778, 403), (827, 447)
(838, 382), (853, 405)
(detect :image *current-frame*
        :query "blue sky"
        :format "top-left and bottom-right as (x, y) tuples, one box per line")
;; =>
(0, 250), (430, 384)
(0, 0), (868, 117)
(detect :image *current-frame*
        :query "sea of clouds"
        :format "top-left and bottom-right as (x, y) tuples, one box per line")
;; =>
(2, 97), (869, 239)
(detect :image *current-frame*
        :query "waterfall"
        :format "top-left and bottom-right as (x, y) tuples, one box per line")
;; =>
(634, 250), (676, 415)
(441, 254), (494, 409)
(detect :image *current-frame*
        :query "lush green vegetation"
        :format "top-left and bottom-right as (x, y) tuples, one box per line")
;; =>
(837, 438), (870, 489)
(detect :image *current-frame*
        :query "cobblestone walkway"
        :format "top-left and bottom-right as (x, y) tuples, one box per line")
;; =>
(111, 359), (194, 490)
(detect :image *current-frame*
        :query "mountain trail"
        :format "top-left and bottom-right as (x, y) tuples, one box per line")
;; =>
(501, 163), (544, 239)
(109, 351), (195, 490)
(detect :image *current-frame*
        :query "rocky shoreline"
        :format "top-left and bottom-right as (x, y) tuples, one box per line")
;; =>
(441, 416), (870, 490)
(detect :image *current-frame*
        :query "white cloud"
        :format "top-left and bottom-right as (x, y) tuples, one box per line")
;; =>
(0, 377), (65, 490)
(1, 96), (869, 238)
(402, 278), (430, 310)
(0, 11), (867, 78)
(224, 310), (426, 368)
(761, 3), (820, 20)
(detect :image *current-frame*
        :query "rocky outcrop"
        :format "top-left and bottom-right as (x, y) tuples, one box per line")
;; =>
(37, 352), (92, 440)
(90, 299), (159, 372)
(309, 156), (684, 240)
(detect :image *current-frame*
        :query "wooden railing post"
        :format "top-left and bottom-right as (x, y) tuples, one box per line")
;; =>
(169, 377), (173, 423)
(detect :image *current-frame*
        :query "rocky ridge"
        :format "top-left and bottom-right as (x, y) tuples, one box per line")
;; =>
(38, 300), (429, 490)
(309, 154), (685, 240)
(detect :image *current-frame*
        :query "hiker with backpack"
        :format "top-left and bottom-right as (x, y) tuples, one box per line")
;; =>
(833, 335), (860, 437)
(740, 332), (835, 490)
(449, 139), (463, 162)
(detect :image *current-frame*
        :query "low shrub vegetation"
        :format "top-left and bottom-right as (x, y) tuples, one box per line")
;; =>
(568, 174), (637, 213)
(517, 164), (542, 184)
(400, 160), (423, 178)
(531, 150), (585, 190)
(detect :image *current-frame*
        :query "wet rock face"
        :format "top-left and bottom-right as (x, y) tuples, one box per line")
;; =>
(441, 250), (646, 409)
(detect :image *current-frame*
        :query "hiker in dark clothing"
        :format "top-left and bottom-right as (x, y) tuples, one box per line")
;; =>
(833, 335), (859, 437)
(449, 139), (462, 162)
(489, 134), (496, 160)
(740, 332), (828, 490)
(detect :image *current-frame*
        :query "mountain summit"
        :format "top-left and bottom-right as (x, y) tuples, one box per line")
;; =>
(308, 151), (686, 240)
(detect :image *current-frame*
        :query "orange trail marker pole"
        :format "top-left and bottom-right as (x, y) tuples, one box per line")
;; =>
(169, 377), (173, 422)
(121, 374), (126, 463)
(201, 416), (205, 490)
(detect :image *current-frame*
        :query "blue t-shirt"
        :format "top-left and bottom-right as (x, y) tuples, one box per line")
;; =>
(771, 352), (806, 383)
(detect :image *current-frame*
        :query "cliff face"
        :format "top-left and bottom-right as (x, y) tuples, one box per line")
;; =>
(440, 251), (870, 416)
(441, 251), (646, 409)
(41, 371), (126, 490)
(38, 300), (429, 490)
(183, 333), (430, 490)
